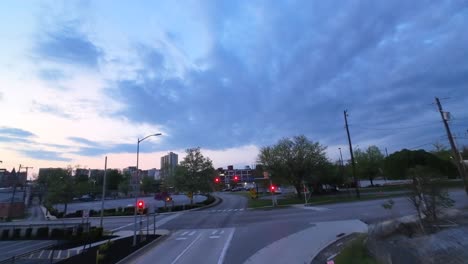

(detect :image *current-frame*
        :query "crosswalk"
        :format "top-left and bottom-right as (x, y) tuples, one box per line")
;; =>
(172, 228), (231, 241)
(204, 208), (245, 213)
(18, 248), (82, 262)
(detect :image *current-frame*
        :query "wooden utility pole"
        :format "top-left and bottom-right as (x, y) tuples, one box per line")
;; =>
(344, 110), (360, 198)
(435, 97), (468, 194)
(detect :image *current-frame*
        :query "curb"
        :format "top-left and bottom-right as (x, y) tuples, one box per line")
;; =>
(310, 231), (365, 262)
(57, 194), (221, 220)
(189, 194), (222, 211)
(116, 233), (169, 264)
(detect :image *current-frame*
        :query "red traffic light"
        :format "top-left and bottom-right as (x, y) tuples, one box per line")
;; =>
(137, 200), (145, 209)
(270, 185), (276, 192)
(214, 177), (220, 183)
(233, 175), (239, 181)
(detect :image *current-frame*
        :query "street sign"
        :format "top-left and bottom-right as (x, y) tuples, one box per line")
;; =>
(263, 171), (269, 179)
(187, 192), (193, 199)
(249, 188), (258, 199)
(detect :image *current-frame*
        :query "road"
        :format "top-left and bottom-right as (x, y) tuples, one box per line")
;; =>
(131, 190), (468, 264)
(4, 190), (466, 263)
(53, 194), (206, 213)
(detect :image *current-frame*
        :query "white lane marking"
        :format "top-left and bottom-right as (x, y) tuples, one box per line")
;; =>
(188, 230), (196, 236)
(38, 250), (45, 258)
(110, 221), (138, 232)
(48, 251), (53, 259)
(57, 250), (62, 259)
(209, 235), (220, 239)
(220, 230), (225, 234)
(170, 233), (202, 264)
(176, 237), (187, 240)
(227, 209), (233, 212)
(181, 231), (189, 236)
(29, 253), (34, 259)
(211, 230), (218, 235)
(239, 208), (244, 211)
(217, 210), (223, 212)
(217, 228), (235, 264)
(233, 209), (238, 211)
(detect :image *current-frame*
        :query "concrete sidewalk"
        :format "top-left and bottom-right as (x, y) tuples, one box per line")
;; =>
(244, 220), (368, 264)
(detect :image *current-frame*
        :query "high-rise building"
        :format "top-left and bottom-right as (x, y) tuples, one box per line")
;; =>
(160, 152), (178, 180)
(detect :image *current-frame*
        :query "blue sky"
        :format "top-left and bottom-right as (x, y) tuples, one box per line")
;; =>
(0, 0), (467, 174)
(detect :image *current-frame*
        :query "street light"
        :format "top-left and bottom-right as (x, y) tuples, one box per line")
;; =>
(133, 133), (162, 247)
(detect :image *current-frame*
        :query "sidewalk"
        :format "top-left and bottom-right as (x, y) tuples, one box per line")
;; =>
(244, 220), (368, 264)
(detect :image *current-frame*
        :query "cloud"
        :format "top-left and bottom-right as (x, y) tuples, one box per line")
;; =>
(0, 127), (35, 138)
(31, 101), (72, 119)
(38, 68), (67, 81)
(68, 137), (96, 146)
(0, 136), (32, 144)
(106, 1), (468, 153)
(20, 150), (72, 162)
(34, 21), (102, 67)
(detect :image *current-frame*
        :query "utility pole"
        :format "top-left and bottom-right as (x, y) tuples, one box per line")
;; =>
(100, 156), (107, 228)
(344, 110), (360, 198)
(435, 97), (468, 194)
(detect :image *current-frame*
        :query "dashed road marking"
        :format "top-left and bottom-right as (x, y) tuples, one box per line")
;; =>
(181, 231), (189, 236)
(176, 237), (187, 240)
(209, 235), (220, 239)
(211, 230), (218, 235)
(170, 234), (202, 264)
(188, 231), (196, 236)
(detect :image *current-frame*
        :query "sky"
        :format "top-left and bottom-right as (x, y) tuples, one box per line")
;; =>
(1, 0), (468, 177)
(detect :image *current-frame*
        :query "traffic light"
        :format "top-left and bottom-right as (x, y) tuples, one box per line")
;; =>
(270, 185), (276, 193)
(233, 175), (239, 182)
(214, 177), (220, 184)
(137, 200), (145, 214)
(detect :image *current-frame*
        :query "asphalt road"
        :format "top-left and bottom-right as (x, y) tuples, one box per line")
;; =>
(132, 190), (468, 264)
(0, 240), (56, 262)
(53, 194), (206, 213)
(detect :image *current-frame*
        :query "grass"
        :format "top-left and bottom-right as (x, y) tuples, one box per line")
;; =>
(333, 235), (378, 264)
(232, 190), (410, 209)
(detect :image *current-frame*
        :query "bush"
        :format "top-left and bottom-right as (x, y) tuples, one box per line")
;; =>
(13, 228), (21, 238)
(37, 227), (49, 238)
(25, 228), (33, 238)
(51, 228), (65, 238)
(2, 229), (9, 239)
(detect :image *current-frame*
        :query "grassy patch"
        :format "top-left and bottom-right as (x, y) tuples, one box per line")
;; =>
(333, 235), (378, 264)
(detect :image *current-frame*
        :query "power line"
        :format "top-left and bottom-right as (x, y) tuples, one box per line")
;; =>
(350, 122), (439, 131)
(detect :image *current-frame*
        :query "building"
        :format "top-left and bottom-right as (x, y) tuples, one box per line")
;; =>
(147, 168), (161, 180)
(218, 165), (255, 184)
(160, 152), (178, 180)
(0, 168), (27, 188)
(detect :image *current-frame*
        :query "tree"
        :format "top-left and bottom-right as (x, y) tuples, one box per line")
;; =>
(118, 172), (131, 196)
(257, 135), (329, 198)
(41, 167), (75, 214)
(170, 147), (215, 204)
(407, 166), (454, 231)
(384, 149), (457, 179)
(141, 176), (157, 194)
(106, 169), (123, 191)
(354, 145), (384, 186)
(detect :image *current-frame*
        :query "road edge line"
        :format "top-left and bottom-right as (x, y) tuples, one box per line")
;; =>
(217, 228), (235, 264)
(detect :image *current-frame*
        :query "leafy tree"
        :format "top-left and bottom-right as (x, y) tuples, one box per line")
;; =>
(41, 167), (75, 214)
(106, 169), (123, 191)
(171, 147), (215, 204)
(354, 145), (384, 186)
(141, 176), (157, 194)
(257, 135), (329, 198)
(384, 149), (457, 179)
(118, 172), (131, 196)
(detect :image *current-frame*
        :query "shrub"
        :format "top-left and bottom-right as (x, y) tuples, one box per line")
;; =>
(25, 228), (33, 238)
(13, 228), (21, 238)
(2, 229), (9, 239)
(51, 228), (65, 238)
(36, 227), (49, 238)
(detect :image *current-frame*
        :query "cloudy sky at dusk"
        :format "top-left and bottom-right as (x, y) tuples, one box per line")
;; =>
(1, 0), (467, 177)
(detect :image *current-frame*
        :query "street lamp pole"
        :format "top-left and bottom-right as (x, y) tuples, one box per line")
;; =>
(133, 133), (162, 247)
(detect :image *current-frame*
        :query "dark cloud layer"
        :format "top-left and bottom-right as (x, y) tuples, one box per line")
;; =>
(106, 0), (468, 153)
(34, 21), (102, 67)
